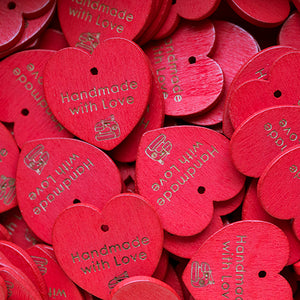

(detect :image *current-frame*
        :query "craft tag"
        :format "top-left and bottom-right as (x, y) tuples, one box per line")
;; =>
(52, 194), (163, 299)
(16, 138), (122, 244)
(136, 126), (245, 236)
(183, 221), (292, 299)
(43, 38), (151, 150)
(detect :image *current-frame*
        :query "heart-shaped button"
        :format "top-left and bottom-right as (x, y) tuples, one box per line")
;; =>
(0, 122), (19, 213)
(52, 193), (163, 299)
(223, 45), (295, 138)
(183, 220), (292, 299)
(0, 50), (72, 147)
(136, 126), (245, 236)
(109, 276), (181, 300)
(258, 145), (300, 240)
(57, 0), (154, 47)
(229, 51), (300, 129)
(16, 137), (122, 244)
(44, 38), (151, 150)
(144, 20), (224, 117)
(231, 105), (300, 178)
(226, 0), (290, 27)
(279, 12), (300, 49)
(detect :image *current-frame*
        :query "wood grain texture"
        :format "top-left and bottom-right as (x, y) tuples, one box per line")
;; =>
(16, 137), (122, 244)
(229, 51), (300, 129)
(110, 70), (164, 162)
(52, 194), (163, 299)
(223, 45), (295, 138)
(258, 145), (300, 240)
(0, 122), (19, 213)
(136, 126), (245, 236)
(183, 221), (292, 300)
(0, 0), (56, 59)
(109, 276), (181, 300)
(27, 244), (84, 300)
(44, 38), (151, 150)
(0, 241), (48, 299)
(242, 179), (300, 265)
(279, 12), (300, 49)
(57, 0), (154, 47)
(145, 19), (224, 117)
(164, 213), (223, 259)
(230, 105), (300, 178)
(226, 0), (290, 27)
(38, 28), (69, 50)
(184, 20), (258, 126)
(0, 50), (73, 147)
(0, 207), (42, 249)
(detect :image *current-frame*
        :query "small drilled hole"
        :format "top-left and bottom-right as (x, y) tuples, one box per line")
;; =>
(101, 225), (109, 232)
(274, 90), (282, 98)
(21, 108), (29, 116)
(258, 271), (266, 278)
(198, 186), (205, 194)
(8, 2), (16, 9)
(189, 56), (196, 64)
(90, 67), (98, 75)
(73, 199), (81, 204)
(172, 0), (176, 4)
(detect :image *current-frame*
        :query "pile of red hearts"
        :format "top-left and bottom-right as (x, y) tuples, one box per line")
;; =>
(0, 0), (299, 299)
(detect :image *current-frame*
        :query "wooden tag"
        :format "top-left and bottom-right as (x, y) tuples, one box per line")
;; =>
(0, 122), (19, 213)
(136, 126), (245, 236)
(164, 213), (223, 259)
(0, 50), (72, 147)
(144, 20), (224, 117)
(44, 38), (151, 150)
(258, 145), (300, 240)
(0, 207), (42, 249)
(231, 105), (300, 178)
(16, 137), (122, 244)
(183, 221), (292, 299)
(27, 245), (84, 300)
(38, 28), (69, 50)
(110, 71), (164, 162)
(0, 0), (56, 59)
(223, 45), (295, 138)
(184, 20), (258, 126)
(279, 12), (300, 49)
(242, 179), (300, 265)
(0, 241), (47, 299)
(109, 276), (181, 300)
(229, 51), (300, 129)
(57, 0), (154, 47)
(52, 193), (163, 299)
(226, 0), (290, 27)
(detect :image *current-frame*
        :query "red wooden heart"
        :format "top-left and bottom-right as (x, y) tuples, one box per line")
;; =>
(144, 20), (224, 117)
(279, 12), (300, 50)
(229, 51), (300, 129)
(52, 193), (163, 299)
(109, 276), (181, 300)
(1, 207), (42, 249)
(226, 0), (290, 27)
(110, 71), (164, 162)
(0, 50), (72, 147)
(28, 245), (84, 300)
(0, 0), (56, 59)
(44, 38), (151, 150)
(258, 145), (300, 240)
(183, 221), (292, 299)
(184, 20), (258, 126)
(164, 265), (184, 300)
(223, 45), (295, 138)
(0, 122), (19, 213)
(16, 137), (122, 244)
(243, 179), (300, 265)
(231, 105), (300, 178)
(136, 126), (245, 236)
(57, 0), (154, 47)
